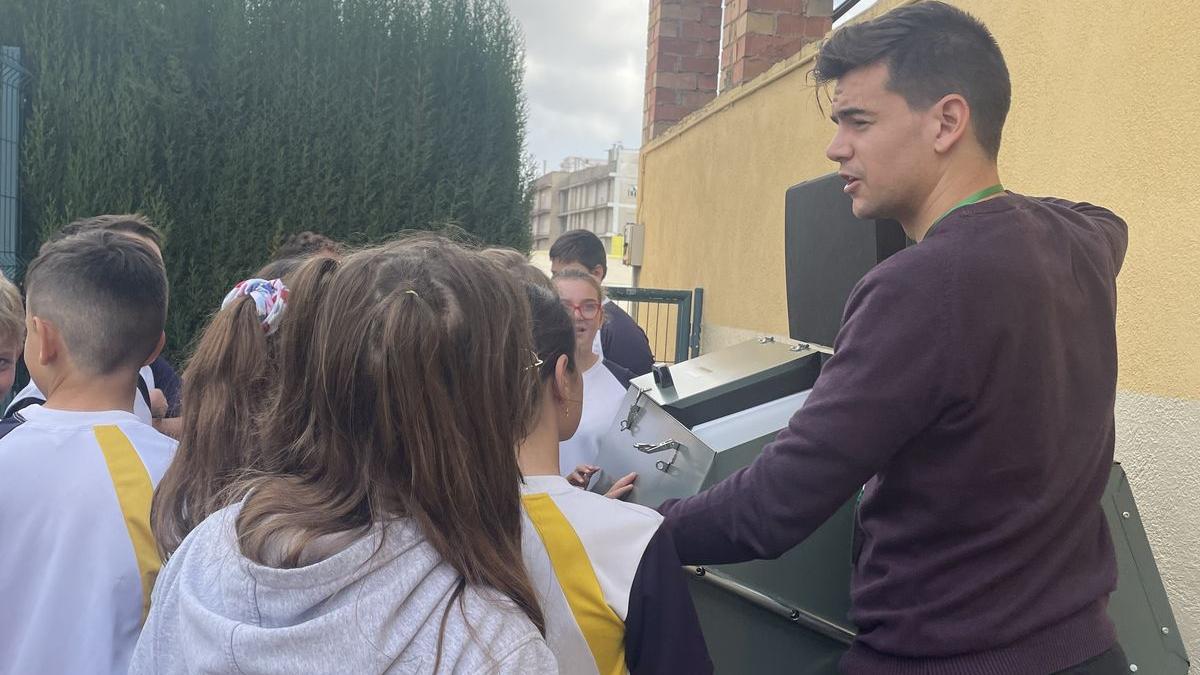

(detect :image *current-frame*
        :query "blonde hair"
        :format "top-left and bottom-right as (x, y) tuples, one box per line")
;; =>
(552, 268), (604, 301)
(0, 274), (25, 347)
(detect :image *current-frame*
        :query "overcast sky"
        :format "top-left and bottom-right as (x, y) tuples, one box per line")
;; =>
(507, 0), (649, 172)
(506, 0), (878, 172)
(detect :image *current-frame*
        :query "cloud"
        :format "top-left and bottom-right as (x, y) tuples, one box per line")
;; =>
(508, 0), (649, 168)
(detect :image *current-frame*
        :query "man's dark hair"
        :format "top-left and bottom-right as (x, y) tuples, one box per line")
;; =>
(52, 213), (164, 251)
(549, 229), (607, 277)
(815, 1), (1010, 159)
(26, 230), (168, 375)
(273, 231), (341, 260)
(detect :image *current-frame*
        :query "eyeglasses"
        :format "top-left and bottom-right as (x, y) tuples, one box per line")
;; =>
(561, 300), (601, 320)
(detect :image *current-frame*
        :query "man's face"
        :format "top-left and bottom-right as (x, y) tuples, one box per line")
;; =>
(550, 259), (604, 284)
(826, 61), (937, 223)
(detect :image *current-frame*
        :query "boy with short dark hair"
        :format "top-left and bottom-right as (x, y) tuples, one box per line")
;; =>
(0, 230), (176, 674)
(51, 213), (165, 252)
(9, 213), (182, 426)
(549, 229), (654, 376)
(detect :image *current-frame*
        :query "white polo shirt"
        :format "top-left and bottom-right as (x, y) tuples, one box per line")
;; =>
(559, 359), (627, 477)
(0, 405), (176, 674)
(5, 365), (155, 423)
(520, 474), (662, 675)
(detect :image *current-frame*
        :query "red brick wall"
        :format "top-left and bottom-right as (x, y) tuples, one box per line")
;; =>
(720, 0), (831, 90)
(643, 0), (723, 143)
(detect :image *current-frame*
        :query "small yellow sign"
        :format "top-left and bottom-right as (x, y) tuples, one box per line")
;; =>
(610, 234), (625, 259)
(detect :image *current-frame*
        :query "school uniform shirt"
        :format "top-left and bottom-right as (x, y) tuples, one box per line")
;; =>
(559, 358), (628, 477)
(0, 405), (176, 675)
(520, 475), (711, 675)
(6, 364), (156, 424)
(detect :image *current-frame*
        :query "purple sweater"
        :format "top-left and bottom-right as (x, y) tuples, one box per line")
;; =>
(660, 194), (1128, 675)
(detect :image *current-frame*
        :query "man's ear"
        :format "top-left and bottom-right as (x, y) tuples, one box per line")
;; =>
(931, 93), (971, 155)
(143, 332), (166, 367)
(589, 264), (606, 283)
(31, 317), (57, 366)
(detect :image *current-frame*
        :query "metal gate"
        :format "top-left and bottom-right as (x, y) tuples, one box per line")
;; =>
(0, 46), (27, 281)
(606, 286), (703, 364)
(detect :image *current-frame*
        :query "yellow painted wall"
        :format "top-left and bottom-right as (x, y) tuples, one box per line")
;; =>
(638, 0), (1200, 400)
(637, 0), (1200, 659)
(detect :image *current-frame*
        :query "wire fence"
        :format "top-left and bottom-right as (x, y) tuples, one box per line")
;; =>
(606, 286), (703, 364)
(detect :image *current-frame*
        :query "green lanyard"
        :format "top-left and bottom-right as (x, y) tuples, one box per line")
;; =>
(930, 184), (1005, 231)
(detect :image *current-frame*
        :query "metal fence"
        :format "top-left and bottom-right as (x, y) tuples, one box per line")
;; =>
(606, 286), (703, 364)
(0, 46), (28, 281)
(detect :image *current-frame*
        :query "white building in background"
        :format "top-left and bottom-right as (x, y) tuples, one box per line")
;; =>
(530, 143), (638, 253)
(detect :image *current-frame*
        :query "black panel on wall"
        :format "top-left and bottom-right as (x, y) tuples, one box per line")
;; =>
(784, 173), (908, 348)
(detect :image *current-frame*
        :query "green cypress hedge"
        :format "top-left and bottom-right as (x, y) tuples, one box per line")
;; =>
(0, 0), (532, 358)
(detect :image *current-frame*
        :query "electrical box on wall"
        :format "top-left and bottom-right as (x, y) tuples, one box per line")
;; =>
(623, 222), (645, 267)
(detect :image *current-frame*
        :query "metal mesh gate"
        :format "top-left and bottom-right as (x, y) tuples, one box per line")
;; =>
(0, 46), (28, 281)
(606, 286), (703, 364)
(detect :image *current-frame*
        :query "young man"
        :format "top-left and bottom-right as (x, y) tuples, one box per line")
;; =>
(0, 230), (176, 674)
(6, 215), (182, 429)
(550, 229), (655, 376)
(659, 3), (1129, 674)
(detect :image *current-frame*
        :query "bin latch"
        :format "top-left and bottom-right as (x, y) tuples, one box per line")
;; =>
(634, 439), (681, 473)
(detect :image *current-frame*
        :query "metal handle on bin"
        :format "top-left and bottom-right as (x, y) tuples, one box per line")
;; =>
(633, 439), (681, 473)
(620, 388), (649, 432)
(686, 566), (856, 646)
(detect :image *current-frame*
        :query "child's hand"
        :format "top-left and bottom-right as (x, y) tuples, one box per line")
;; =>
(149, 388), (169, 419)
(567, 464), (599, 488)
(603, 472), (637, 500)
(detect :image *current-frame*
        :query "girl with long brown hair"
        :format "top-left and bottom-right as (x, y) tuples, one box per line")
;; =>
(132, 238), (555, 673)
(149, 255), (339, 559)
(516, 280), (712, 674)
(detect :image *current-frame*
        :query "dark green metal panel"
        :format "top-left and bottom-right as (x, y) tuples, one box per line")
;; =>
(684, 463), (1191, 674)
(1103, 464), (1191, 674)
(0, 46), (26, 281)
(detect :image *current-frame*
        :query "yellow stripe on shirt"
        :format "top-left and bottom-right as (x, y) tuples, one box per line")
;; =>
(523, 493), (626, 675)
(94, 424), (159, 623)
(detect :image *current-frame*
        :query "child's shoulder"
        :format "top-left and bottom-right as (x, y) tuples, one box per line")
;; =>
(534, 485), (664, 546)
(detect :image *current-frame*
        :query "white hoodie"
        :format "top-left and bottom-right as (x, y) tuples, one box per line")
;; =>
(131, 504), (556, 674)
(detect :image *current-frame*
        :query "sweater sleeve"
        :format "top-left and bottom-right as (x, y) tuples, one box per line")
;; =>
(658, 257), (952, 565)
(1037, 198), (1128, 274)
(624, 527), (713, 675)
(493, 636), (559, 674)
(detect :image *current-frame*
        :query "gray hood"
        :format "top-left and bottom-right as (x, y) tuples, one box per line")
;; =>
(131, 505), (556, 674)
